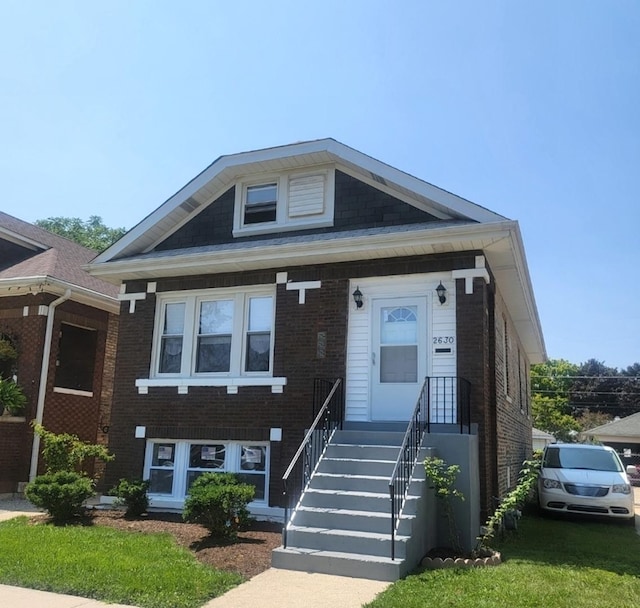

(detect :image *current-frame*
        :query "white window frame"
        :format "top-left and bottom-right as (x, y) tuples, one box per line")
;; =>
(151, 286), (275, 379)
(143, 439), (270, 505)
(233, 167), (335, 237)
(138, 286), (287, 394)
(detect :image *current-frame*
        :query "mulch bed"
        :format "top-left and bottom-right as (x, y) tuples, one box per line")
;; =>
(32, 510), (283, 580)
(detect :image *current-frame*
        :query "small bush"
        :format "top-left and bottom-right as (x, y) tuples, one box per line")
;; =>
(25, 471), (95, 523)
(183, 473), (254, 539)
(111, 479), (150, 517)
(0, 378), (26, 415)
(32, 423), (113, 475)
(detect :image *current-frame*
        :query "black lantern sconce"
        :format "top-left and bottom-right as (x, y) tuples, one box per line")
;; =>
(436, 282), (447, 305)
(352, 286), (363, 309)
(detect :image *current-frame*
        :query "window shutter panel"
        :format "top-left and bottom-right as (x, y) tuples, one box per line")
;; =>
(288, 174), (325, 217)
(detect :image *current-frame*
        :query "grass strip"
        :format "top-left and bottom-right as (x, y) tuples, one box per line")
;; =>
(0, 516), (242, 608)
(365, 515), (640, 608)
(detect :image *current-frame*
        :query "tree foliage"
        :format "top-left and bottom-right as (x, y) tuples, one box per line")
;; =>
(35, 216), (125, 252)
(32, 422), (114, 476)
(531, 358), (640, 440)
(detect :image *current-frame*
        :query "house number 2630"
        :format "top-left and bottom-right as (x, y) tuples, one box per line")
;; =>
(433, 336), (454, 344)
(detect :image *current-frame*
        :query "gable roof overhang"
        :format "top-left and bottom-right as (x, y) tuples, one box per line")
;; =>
(0, 275), (120, 314)
(581, 412), (640, 442)
(88, 219), (545, 363)
(93, 139), (507, 264)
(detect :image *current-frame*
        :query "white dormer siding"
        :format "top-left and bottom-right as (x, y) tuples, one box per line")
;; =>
(233, 167), (335, 237)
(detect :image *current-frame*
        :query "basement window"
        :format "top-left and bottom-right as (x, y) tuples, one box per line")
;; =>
(144, 440), (269, 503)
(54, 323), (97, 395)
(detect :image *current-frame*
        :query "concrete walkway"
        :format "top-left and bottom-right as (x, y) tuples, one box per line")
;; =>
(0, 572), (387, 608)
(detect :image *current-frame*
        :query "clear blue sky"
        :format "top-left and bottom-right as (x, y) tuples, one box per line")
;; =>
(1, 1), (638, 369)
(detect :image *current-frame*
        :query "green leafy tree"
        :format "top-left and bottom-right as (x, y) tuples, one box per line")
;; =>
(531, 359), (580, 441)
(532, 395), (580, 442)
(575, 408), (613, 432)
(35, 216), (125, 252)
(531, 359), (579, 398)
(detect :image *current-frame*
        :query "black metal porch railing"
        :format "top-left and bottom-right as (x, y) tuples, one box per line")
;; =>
(388, 376), (471, 560)
(281, 378), (344, 548)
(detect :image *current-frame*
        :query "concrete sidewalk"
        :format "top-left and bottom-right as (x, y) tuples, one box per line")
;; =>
(0, 572), (387, 608)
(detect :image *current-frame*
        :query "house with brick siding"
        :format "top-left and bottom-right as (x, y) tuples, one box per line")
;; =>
(0, 212), (119, 494)
(88, 139), (545, 579)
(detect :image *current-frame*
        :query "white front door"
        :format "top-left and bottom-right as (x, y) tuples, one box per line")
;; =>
(370, 297), (427, 421)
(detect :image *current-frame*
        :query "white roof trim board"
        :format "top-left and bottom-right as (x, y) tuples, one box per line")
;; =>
(93, 139), (506, 264)
(88, 139), (545, 362)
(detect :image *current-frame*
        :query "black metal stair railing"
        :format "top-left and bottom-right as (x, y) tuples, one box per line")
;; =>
(388, 376), (471, 560)
(281, 377), (344, 548)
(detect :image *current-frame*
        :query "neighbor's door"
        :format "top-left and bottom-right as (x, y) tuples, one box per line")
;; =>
(370, 297), (427, 421)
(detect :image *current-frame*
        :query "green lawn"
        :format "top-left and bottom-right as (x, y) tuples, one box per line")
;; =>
(0, 516), (241, 608)
(366, 514), (640, 608)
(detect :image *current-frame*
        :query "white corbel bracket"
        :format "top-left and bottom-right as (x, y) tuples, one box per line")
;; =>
(118, 292), (146, 313)
(452, 256), (490, 294)
(286, 280), (321, 304)
(118, 282), (156, 313)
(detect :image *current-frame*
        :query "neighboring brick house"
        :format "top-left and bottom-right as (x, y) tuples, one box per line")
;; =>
(88, 139), (545, 578)
(0, 212), (119, 493)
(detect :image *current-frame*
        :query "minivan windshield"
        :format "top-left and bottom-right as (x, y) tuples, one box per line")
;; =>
(543, 447), (623, 472)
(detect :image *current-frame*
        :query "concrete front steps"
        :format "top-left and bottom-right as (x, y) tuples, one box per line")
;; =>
(272, 429), (431, 581)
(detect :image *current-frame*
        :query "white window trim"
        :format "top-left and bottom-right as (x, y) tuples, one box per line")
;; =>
(143, 286), (286, 394)
(232, 167), (335, 237)
(143, 439), (270, 505)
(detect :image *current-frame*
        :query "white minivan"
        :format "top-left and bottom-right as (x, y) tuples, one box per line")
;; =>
(538, 443), (635, 523)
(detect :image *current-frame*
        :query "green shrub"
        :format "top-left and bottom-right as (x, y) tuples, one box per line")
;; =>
(32, 423), (113, 475)
(183, 473), (254, 539)
(478, 455), (541, 550)
(25, 471), (95, 523)
(111, 478), (150, 517)
(0, 378), (26, 415)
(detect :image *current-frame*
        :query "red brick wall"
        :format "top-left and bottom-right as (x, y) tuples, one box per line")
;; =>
(455, 276), (533, 516)
(456, 276), (497, 516)
(105, 252), (484, 506)
(0, 295), (48, 492)
(0, 293), (116, 491)
(493, 288), (533, 497)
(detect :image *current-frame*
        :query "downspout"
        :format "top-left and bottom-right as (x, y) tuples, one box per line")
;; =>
(29, 289), (72, 481)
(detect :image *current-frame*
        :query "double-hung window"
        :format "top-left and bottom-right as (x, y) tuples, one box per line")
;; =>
(154, 288), (275, 378)
(244, 183), (277, 225)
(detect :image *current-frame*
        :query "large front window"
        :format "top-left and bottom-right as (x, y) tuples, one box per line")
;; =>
(145, 440), (269, 503)
(153, 288), (274, 377)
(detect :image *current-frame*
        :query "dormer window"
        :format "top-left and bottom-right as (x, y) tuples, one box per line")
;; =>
(233, 168), (335, 237)
(244, 183), (277, 225)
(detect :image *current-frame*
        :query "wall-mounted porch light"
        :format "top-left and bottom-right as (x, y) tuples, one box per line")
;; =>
(436, 282), (447, 305)
(352, 286), (363, 309)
